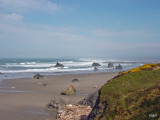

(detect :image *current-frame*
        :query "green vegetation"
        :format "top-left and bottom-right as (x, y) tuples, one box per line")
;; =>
(95, 64), (160, 120)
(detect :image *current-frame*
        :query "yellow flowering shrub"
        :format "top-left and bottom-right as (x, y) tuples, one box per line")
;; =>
(118, 63), (159, 77)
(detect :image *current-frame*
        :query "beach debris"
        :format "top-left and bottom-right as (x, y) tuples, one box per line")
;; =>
(61, 85), (76, 96)
(34, 74), (45, 79)
(116, 64), (123, 69)
(92, 62), (101, 67)
(54, 62), (64, 67)
(72, 79), (79, 82)
(108, 62), (114, 68)
(56, 104), (92, 120)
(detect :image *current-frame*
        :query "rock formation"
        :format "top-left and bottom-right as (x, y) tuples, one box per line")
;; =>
(92, 63), (101, 67)
(108, 62), (114, 68)
(33, 74), (45, 79)
(115, 64), (123, 69)
(78, 90), (99, 108)
(61, 85), (76, 95)
(54, 62), (64, 67)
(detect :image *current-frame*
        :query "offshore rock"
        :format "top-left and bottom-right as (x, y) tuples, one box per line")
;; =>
(116, 64), (123, 69)
(92, 63), (101, 67)
(54, 62), (64, 67)
(108, 62), (114, 68)
(94, 67), (98, 71)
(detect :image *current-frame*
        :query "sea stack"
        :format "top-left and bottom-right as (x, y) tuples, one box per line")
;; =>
(116, 64), (123, 69)
(92, 62), (101, 67)
(54, 62), (64, 67)
(108, 62), (114, 68)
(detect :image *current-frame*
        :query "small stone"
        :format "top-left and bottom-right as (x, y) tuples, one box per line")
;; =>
(93, 86), (98, 88)
(72, 79), (79, 82)
(37, 82), (42, 85)
(42, 83), (47, 86)
(11, 86), (15, 89)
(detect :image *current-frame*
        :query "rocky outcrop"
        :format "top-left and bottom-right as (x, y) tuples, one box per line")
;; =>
(33, 74), (45, 79)
(108, 62), (114, 68)
(87, 91), (101, 120)
(61, 85), (76, 95)
(54, 62), (64, 67)
(92, 63), (101, 67)
(78, 90), (99, 108)
(116, 64), (123, 69)
(88, 64), (160, 120)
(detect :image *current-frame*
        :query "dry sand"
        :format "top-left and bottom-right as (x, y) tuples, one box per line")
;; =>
(0, 72), (117, 120)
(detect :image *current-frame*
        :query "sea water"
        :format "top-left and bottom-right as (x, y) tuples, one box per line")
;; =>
(0, 58), (154, 81)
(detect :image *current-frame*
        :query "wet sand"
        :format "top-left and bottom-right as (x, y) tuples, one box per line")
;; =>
(0, 72), (117, 120)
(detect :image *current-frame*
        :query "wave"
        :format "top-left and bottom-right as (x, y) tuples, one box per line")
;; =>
(0, 59), (143, 74)
(0, 67), (94, 73)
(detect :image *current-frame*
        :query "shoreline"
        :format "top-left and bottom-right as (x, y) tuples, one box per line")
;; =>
(0, 71), (118, 83)
(0, 72), (118, 120)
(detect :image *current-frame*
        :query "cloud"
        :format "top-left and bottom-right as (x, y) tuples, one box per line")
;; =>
(89, 29), (159, 40)
(0, 13), (23, 22)
(0, 0), (64, 13)
(0, 15), (159, 58)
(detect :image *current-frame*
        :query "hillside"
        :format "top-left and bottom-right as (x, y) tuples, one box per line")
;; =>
(88, 63), (160, 120)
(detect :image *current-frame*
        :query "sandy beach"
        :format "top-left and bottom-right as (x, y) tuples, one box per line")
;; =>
(0, 72), (117, 120)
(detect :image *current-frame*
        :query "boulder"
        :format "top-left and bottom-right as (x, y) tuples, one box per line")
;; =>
(72, 79), (79, 82)
(54, 62), (64, 67)
(78, 90), (99, 108)
(92, 62), (101, 67)
(34, 74), (45, 79)
(61, 85), (76, 96)
(116, 64), (123, 69)
(46, 97), (66, 110)
(108, 62), (114, 68)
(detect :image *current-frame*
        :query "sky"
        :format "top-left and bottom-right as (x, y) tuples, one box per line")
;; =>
(0, 0), (160, 59)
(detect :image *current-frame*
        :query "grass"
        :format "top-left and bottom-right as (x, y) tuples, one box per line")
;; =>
(94, 63), (160, 120)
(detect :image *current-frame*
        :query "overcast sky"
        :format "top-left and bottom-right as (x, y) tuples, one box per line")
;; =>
(0, 0), (160, 59)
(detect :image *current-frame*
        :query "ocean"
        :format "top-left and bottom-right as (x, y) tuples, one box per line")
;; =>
(0, 58), (150, 81)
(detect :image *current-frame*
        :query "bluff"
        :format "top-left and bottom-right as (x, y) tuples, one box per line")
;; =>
(88, 63), (160, 120)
